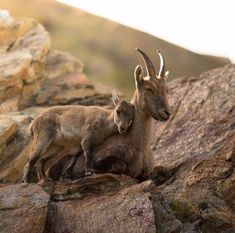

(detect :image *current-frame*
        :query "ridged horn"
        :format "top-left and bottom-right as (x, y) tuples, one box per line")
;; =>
(156, 50), (165, 79)
(136, 48), (156, 78)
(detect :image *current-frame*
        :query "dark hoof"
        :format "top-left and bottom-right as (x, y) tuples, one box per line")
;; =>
(46, 177), (53, 182)
(38, 177), (53, 185)
(85, 168), (95, 176)
(62, 176), (72, 181)
(22, 179), (29, 183)
(22, 175), (31, 183)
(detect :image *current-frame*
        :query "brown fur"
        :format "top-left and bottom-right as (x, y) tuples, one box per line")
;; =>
(73, 49), (171, 180)
(23, 92), (134, 183)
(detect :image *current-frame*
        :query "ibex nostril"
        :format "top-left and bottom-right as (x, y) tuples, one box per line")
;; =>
(165, 110), (170, 116)
(121, 127), (126, 131)
(164, 110), (171, 116)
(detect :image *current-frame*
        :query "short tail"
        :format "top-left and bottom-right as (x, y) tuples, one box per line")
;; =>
(28, 121), (34, 137)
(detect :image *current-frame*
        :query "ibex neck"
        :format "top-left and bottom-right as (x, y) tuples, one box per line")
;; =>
(130, 90), (152, 143)
(107, 111), (116, 128)
(131, 90), (149, 120)
(108, 110), (115, 121)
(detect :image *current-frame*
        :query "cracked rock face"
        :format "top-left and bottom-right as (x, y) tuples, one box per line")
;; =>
(0, 17), (112, 112)
(0, 183), (50, 233)
(152, 65), (235, 168)
(0, 175), (161, 233)
(0, 18), (50, 112)
(46, 178), (156, 233)
(151, 64), (235, 232)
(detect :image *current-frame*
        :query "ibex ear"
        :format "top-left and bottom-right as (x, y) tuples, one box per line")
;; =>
(112, 90), (120, 106)
(164, 70), (169, 80)
(134, 65), (144, 89)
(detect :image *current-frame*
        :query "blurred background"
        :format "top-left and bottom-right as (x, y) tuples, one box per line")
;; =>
(1, 0), (233, 97)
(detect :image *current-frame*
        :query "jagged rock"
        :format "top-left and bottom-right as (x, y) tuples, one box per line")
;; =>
(152, 65), (235, 168)
(35, 50), (112, 107)
(0, 174), (166, 233)
(0, 51), (30, 113)
(9, 22), (50, 64)
(46, 180), (156, 233)
(0, 183), (50, 233)
(44, 49), (83, 79)
(0, 17), (50, 112)
(151, 64), (235, 232)
(0, 17), (37, 47)
(0, 114), (32, 182)
(0, 17), (112, 112)
(0, 115), (18, 147)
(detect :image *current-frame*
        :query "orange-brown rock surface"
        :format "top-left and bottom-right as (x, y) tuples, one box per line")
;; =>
(0, 183), (50, 233)
(0, 174), (180, 233)
(0, 15), (112, 112)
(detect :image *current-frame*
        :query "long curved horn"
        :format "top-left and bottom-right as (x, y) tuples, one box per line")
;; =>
(136, 48), (156, 78)
(156, 50), (165, 79)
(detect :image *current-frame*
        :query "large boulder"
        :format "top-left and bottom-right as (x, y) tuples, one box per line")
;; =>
(151, 64), (235, 232)
(0, 174), (176, 233)
(45, 175), (157, 233)
(0, 183), (50, 233)
(34, 50), (112, 107)
(0, 17), (50, 112)
(152, 64), (235, 168)
(0, 16), (112, 113)
(0, 114), (32, 182)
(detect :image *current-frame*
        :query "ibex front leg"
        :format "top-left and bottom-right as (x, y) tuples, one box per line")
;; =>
(81, 136), (94, 176)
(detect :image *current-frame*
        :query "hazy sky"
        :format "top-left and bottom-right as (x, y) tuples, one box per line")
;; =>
(57, 0), (235, 62)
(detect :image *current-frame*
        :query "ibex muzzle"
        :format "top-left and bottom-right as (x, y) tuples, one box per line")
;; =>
(112, 91), (134, 134)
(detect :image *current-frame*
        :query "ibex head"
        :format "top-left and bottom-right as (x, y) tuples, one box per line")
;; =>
(135, 48), (171, 121)
(112, 90), (134, 134)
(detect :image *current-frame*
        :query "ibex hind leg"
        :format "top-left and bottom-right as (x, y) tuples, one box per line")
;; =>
(63, 148), (83, 180)
(81, 138), (95, 176)
(36, 145), (62, 182)
(23, 136), (53, 183)
(108, 160), (127, 174)
(93, 148), (126, 175)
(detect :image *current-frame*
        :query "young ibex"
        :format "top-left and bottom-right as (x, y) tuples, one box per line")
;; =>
(72, 48), (171, 180)
(23, 90), (134, 183)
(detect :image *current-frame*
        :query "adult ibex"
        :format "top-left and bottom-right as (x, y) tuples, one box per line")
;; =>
(71, 48), (171, 179)
(23, 91), (134, 183)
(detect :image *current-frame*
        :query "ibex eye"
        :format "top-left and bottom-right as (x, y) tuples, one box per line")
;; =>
(116, 110), (120, 115)
(147, 88), (154, 94)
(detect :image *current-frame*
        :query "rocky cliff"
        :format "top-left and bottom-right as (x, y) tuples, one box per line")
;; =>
(0, 16), (234, 233)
